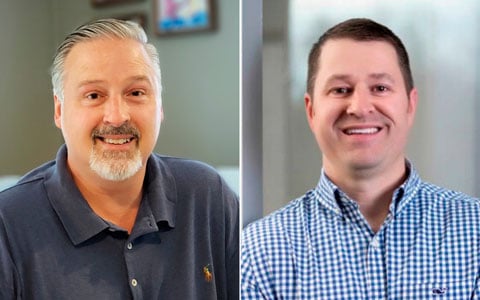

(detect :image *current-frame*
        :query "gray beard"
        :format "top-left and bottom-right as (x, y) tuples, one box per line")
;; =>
(89, 147), (142, 181)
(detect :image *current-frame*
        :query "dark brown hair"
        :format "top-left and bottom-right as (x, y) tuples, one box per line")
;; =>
(306, 18), (414, 96)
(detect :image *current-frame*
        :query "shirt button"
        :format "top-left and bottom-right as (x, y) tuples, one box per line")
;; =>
(372, 237), (379, 249)
(131, 279), (138, 287)
(127, 243), (133, 250)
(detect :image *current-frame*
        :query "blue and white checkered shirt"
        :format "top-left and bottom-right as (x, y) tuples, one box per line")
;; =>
(241, 164), (480, 299)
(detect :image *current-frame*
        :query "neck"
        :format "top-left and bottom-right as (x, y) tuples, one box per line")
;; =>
(324, 159), (407, 232)
(69, 162), (146, 233)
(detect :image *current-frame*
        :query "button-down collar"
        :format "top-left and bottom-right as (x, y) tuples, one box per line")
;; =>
(314, 161), (423, 218)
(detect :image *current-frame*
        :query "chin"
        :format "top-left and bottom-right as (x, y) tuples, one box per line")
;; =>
(346, 157), (382, 172)
(89, 148), (143, 181)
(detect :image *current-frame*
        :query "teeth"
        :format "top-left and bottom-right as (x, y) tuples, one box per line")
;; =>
(103, 138), (131, 145)
(345, 128), (379, 135)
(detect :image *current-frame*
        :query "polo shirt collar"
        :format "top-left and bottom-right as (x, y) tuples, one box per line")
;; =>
(44, 145), (108, 246)
(141, 153), (177, 229)
(44, 145), (177, 246)
(314, 160), (422, 217)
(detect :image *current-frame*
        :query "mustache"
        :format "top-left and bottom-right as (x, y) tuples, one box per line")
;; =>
(91, 123), (141, 139)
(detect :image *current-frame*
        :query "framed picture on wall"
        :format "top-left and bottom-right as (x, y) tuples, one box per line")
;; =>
(114, 13), (147, 29)
(91, 0), (144, 8)
(154, 0), (217, 36)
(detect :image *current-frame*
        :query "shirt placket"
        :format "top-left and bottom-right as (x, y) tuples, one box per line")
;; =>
(124, 213), (158, 299)
(122, 238), (140, 299)
(339, 193), (390, 300)
(365, 227), (388, 300)
(339, 195), (376, 299)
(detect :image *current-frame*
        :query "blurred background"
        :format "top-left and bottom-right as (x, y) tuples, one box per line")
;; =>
(250, 0), (480, 225)
(0, 0), (239, 193)
(3, 1), (479, 226)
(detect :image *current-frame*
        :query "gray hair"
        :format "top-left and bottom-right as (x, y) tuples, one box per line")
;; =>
(51, 18), (162, 102)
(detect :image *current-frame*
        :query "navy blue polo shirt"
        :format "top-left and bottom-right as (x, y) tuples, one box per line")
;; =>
(0, 145), (239, 299)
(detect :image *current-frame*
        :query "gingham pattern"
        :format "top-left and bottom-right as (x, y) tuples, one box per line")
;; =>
(242, 165), (480, 299)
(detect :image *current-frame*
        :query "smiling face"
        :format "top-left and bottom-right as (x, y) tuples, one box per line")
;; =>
(305, 39), (417, 179)
(54, 37), (162, 182)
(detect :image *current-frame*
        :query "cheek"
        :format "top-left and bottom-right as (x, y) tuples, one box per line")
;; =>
(313, 104), (342, 129)
(61, 107), (100, 138)
(138, 110), (161, 140)
(375, 100), (406, 123)
(311, 110), (336, 143)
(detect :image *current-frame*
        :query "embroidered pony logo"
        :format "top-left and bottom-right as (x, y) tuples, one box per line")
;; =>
(203, 264), (213, 282)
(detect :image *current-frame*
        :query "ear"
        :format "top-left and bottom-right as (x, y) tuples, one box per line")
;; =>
(304, 92), (315, 130)
(54, 95), (62, 129)
(160, 107), (164, 123)
(407, 88), (418, 127)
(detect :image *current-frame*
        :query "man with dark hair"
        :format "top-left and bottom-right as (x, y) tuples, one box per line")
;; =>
(241, 18), (479, 299)
(0, 19), (238, 299)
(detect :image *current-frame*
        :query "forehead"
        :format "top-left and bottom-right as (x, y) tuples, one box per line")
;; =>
(316, 39), (401, 80)
(64, 37), (153, 78)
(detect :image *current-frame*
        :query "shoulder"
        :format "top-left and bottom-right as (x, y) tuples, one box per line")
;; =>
(0, 161), (55, 211)
(151, 154), (226, 186)
(415, 181), (480, 224)
(148, 154), (238, 210)
(243, 191), (316, 247)
(241, 193), (316, 292)
(418, 181), (480, 208)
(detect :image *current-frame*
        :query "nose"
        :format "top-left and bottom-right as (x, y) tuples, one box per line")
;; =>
(346, 88), (374, 117)
(103, 95), (130, 126)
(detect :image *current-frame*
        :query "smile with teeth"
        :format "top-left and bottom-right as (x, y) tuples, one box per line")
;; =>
(98, 137), (135, 145)
(344, 127), (380, 135)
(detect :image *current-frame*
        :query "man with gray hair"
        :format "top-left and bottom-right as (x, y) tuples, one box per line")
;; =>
(0, 19), (238, 299)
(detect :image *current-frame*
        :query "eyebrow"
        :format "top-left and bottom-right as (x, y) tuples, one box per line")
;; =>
(368, 73), (395, 83)
(324, 74), (351, 85)
(324, 73), (396, 86)
(77, 76), (152, 89)
(128, 75), (152, 84)
(77, 79), (105, 89)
